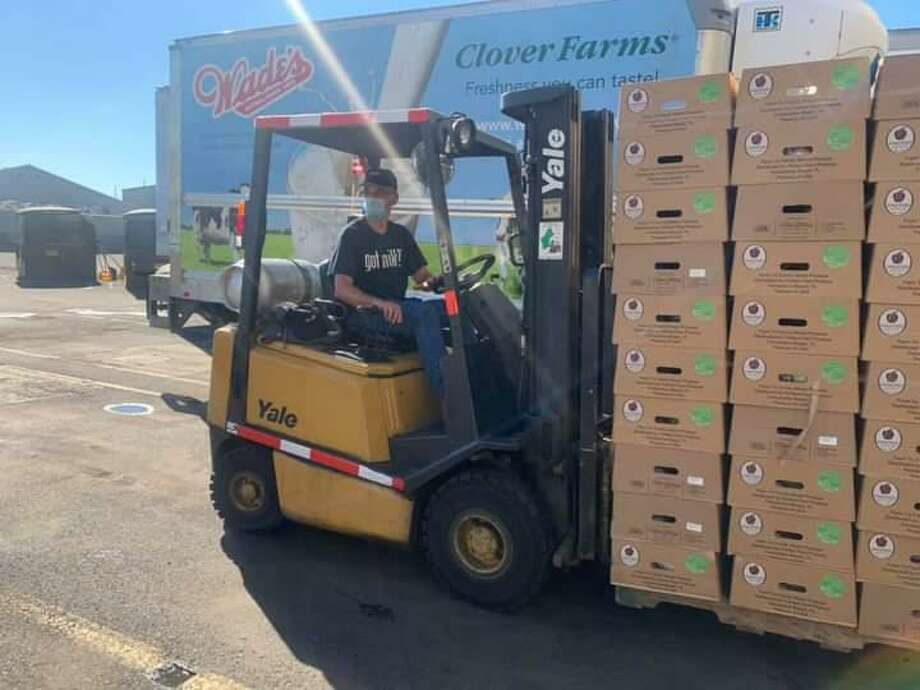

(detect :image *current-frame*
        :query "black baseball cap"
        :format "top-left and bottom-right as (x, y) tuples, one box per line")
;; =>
(362, 168), (398, 193)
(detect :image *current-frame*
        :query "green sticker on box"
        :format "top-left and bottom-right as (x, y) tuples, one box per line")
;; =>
(692, 299), (715, 322)
(822, 305), (849, 328)
(694, 354), (716, 377)
(693, 191), (716, 215)
(698, 80), (723, 103)
(685, 553), (711, 574)
(832, 64), (861, 91)
(694, 135), (717, 159)
(819, 574), (847, 600)
(816, 522), (842, 545)
(822, 244), (851, 269)
(690, 405), (714, 427)
(826, 124), (855, 152)
(821, 360), (848, 385)
(817, 470), (842, 493)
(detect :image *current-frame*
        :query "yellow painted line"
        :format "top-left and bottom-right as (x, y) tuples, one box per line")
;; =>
(0, 591), (250, 689)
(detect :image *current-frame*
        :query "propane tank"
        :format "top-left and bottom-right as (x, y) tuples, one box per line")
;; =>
(220, 259), (324, 313)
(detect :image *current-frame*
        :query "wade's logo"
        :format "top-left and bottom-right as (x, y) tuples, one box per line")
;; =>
(258, 399), (298, 429)
(194, 46), (315, 118)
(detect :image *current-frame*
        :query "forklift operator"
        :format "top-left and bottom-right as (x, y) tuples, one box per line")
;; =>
(330, 168), (449, 398)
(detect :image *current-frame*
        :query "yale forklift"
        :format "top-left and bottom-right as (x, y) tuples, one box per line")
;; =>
(206, 86), (615, 610)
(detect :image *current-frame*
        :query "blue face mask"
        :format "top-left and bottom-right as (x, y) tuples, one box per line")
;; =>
(363, 197), (389, 223)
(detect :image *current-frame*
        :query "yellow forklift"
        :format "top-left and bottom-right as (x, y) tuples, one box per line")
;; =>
(207, 87), (614, 609)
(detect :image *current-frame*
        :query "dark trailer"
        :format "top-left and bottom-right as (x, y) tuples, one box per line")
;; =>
(124, 209), (166, 297)
(16, 207), (97, 287)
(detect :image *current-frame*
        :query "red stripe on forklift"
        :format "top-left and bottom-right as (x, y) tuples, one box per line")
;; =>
(407, 108), (432, 123)
(235, 425), (282, 449)
(255, 116), (291, 130)
(444, 290), (459, 316)
(321, 112), (374, 127)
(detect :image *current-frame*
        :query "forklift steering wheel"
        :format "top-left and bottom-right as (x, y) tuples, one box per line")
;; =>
(452, 254), (496, 293)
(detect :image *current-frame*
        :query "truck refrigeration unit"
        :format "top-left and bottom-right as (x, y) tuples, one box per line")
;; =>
(152, 0), (887, 329)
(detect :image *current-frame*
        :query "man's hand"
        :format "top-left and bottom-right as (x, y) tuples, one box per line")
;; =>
(375, 300), (403, 325)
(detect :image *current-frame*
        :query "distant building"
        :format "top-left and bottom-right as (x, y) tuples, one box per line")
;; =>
(0, 164), (125, 215)
(122, 184), (156, 211)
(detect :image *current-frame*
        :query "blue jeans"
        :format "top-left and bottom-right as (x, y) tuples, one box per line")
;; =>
(347, 298), (449, 398)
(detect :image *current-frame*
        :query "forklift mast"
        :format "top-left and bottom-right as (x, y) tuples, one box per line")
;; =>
(503, 87), (614, 564)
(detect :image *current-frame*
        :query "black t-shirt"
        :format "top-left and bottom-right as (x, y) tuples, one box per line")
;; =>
(330, 218), (427, 301)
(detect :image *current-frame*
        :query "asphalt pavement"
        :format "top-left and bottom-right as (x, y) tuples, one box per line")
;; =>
(1, 253), (919, 690)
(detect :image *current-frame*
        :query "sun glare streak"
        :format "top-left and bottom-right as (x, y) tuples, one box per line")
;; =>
(284, 0), (404, 164)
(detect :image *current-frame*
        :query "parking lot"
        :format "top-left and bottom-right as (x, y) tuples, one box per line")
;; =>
(1, 252), (919, 690)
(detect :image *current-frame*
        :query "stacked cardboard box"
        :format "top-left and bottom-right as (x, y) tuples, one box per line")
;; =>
(859, 54), (920, 646)
(609, 74), (735, 602)
(726, 58), (873, 628)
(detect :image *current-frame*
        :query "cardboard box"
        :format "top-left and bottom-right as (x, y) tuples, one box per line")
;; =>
(613, 395), (725, 454)
(868, 182), (920, 243)
(863, 304), (920, 365)
(613, 294), (727, 350)
(859, 582), (920, 645)
(730, 296), (859, 357)
(728, 456), (855, 522)
(730, 556), (857, 627)
(858, 476), (920, 538)
(862, 361), (920, 425)
(618, 74), (736, 134)
(612, 445), (724, 504)
(729, 405), (856, 466)
(870, 119), (920, 183)
(615, 345), (727, 402)
(866, 244), (920, 306)
(728, 508), (854, 571)
(733, 182), (865, 242)
(732, 120), (867, 185)
(730, 352), (859, 414)
(611, 539), (722, 602)
(875, 55), (920, 121)
(856, 530), (920, 589)
(735, 58), (873, 126)
(614, 188), (729, 245)
(613, 243), (726, 297)
(612, 492), (722, 550)
(616, 130), (730, 190)
(860, 419), (920, 482)
(730, 241), (862, 298)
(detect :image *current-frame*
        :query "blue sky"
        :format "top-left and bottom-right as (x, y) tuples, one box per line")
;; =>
(0, 0), (918, 199)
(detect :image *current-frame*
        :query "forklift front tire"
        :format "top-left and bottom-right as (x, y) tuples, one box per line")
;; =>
(210, 444), (284, 532)
(421, 468), (553, 611)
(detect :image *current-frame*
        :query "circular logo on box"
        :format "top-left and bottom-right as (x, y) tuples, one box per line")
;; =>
(749, 72), (773, 100)
(623, 399), (644, 423)
(741, 460), (764, 486)
(873, 480), (900, 508)
(816, 522), (842, 546)
(879, 308), (907, 337)
(739, 511), (763, 536)
(743, 356), (766, 382)
(744, 562), (766, 587)
(627, 88), (650, 113)
(624, 141), (646, 166)
(692, 299), (716, 322)
(870, 534), (895, 560)
(879, 367), (906, 396)
(693, 191), (716, 215)
(886, 187), (914, 216)
(745, 130), (769, 158)
(694, 354), (716, 377)
(624, 194), (644, 220)
(826, 124), (855, 152)
(743, 244), (767, 270)
(694, 135), (718, 159)
(698, 80), (723, 104)
(685, 553), (711, 574)
(823, 244), (852, 269)
(888, 124), (916, 154)
(620, 543), (640, 567)
(884, 248), (912, 277)
(742, 301), (766, 326)
(822, 305), (849, 329)
(821, 359), (848, 386)
(819, 574), (847, 600)
(623, 298), (644, 321)
(624, 349), (646, 373)
(817, 470), (842, 494)
(875, 425), (903, 453)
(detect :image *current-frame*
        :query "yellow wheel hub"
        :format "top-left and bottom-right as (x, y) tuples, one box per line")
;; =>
(452, 512), (511, 577)
(230, 471), (265, 513)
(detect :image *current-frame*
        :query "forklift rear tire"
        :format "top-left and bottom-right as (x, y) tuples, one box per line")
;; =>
(210, 444), (284, 532)
(421, 468), (553, 611)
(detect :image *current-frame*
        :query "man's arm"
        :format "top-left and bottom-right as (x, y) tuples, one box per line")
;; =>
(334, 274), (403, 324)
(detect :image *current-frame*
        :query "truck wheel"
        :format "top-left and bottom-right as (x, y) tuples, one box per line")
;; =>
(421, 468), (553, 611)
(210, 445), (284, 532)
